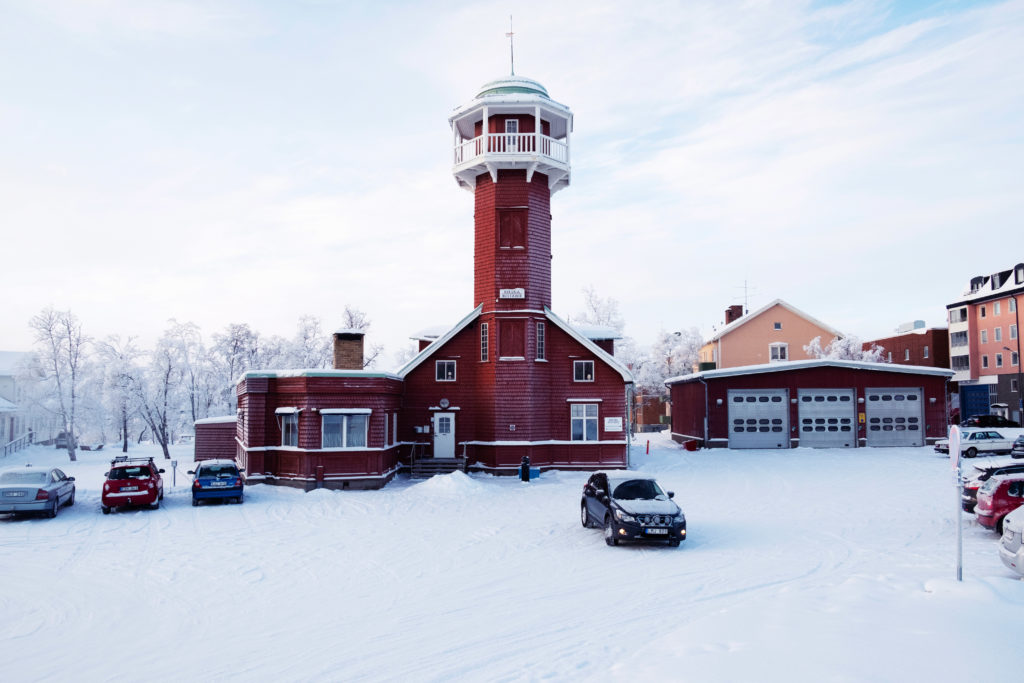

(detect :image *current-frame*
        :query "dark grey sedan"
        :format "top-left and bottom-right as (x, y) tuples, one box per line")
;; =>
(0, 467), (75, 518)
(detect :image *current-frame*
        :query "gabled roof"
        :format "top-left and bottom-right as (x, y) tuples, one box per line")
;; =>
(665, 358), (954, 385)
(394, 306), (634, 383)
(397, 306), (483, 378)
(705, 299), (844, 344)
(544, 308), (633, 383)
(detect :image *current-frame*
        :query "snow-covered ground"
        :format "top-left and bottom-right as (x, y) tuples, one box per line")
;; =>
(2, 433), (1022, 682)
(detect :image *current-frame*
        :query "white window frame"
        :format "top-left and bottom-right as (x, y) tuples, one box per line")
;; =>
(996, 353), (1003, 368)
(321, 410), (370, 449)
(981, 305), (987, 318)
(995, 327), (1003, 342)
(981, 330), (988, 344)
(982, 355), (989, 369)
(574, 360), (595, 382)
(773, 322), (782, 330)
(904, 349), (910, 361)
(1013, 352), (1020, 367)
(536, 322), (546, 361)
(280, 412), (298, 447)
(923, 345), (929, 359)
(769, 342), (788, 362)
(1011, 324), (1018, 340)
(570, 403), (599, 442)
(995, 301), (1001, 315)
(1011, 298), (1017, 313)
(392, 412), (399, 445)
(481, 323), (489, 362)
(436, 360), (456, 382)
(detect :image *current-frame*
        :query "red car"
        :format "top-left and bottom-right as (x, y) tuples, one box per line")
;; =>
(101, 456), (165, 514)
(975, 473), (1024, 533)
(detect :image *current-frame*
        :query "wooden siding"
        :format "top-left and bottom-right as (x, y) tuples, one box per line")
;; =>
(473, 170), (552, 313)
(194, 421), (237, 462)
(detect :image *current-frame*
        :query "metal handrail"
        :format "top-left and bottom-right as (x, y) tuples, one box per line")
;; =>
(2, 432), (33, 458)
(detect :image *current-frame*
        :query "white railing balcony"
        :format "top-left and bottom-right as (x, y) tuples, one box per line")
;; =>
(454, 133), (568, 166)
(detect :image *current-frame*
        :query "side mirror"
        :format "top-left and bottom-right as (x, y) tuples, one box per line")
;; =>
(68, 476), (76, 481)
(583, 485), (594, 496)
(187, 470), (195, 476)
(103, 472), (109, 477)
(667, 491), (675, 499)
(158, 469), (165, 474)
(238, 468), (245, 473)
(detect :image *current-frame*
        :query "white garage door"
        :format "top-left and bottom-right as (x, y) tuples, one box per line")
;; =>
(797, 389), (856, 448)
(728, 389), (789, 449)
(865, 388), (924, 447)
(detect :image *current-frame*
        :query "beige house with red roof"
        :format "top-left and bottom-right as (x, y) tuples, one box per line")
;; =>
(698, 300), (844, 370)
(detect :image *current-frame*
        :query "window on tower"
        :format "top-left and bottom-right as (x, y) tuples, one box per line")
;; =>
(500, 320), (525, 359)
(498, 209), (526, 249)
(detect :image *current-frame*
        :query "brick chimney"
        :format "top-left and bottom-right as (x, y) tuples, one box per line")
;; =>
(725, 305), (744, 325)
(332, 330), (365, 370)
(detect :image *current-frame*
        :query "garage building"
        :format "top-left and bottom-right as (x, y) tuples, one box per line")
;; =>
(667, 360), (953, 449)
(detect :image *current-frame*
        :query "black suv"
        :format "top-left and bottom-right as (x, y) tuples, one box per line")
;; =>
(581, 472), (686, 547)
(962, 415), (1021, 428)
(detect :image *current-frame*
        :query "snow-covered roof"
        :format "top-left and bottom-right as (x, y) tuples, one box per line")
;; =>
(704, 299), (844, 344)
(570, 323), (622, 341)
(0, 351), (32, 376)
(194, 416), (237, 425)
(242, 369), (402, 381)
(666, 358), (955, 385)
(947, 263), (1024, 307)
(397, 306), (483, 378)
(333, 328), (365, 336)
(545, 309), (634, 383)
(0, 396), (18, 412)
(409, 325), (451, 342)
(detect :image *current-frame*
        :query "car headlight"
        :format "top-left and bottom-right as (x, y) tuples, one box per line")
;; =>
(614, 509), (635, 523)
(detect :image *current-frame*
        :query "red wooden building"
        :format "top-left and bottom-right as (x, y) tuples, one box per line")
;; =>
(228, 75), (633, 489)
(667, 360), (952, 449)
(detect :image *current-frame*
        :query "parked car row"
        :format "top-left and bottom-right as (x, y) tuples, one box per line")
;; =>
(959, 449), (1024, 578)
(0, 456), (244, 519)
(935, 430), (1023, 457)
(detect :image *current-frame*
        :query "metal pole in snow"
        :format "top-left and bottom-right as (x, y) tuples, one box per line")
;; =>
(950, 425), (963, 581)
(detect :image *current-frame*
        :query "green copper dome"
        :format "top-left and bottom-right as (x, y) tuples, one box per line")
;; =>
(476, 76), (549, 99)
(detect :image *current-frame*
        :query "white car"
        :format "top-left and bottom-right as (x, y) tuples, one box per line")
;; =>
(998, 505), (1024, 577)
(936, 430), (1016, 458)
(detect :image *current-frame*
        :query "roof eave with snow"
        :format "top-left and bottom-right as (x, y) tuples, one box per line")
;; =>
(665, 359), (955, 386)
(705, 299), (844, 344)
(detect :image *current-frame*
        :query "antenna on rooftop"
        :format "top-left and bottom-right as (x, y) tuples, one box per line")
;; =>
(505, 15), (515, 76)
(735, 279), (756, 314)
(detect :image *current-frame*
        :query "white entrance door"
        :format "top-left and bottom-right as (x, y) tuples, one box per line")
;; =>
(432, 412), (455, 458)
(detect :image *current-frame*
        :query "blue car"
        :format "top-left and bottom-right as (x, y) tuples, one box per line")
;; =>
(188, 460), (244, 506)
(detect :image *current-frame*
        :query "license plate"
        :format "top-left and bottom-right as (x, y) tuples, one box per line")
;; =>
(3, 491), (26, 497)
(210, 482), (228, 487)
(645, 528), (668, 535)
(121, 486), (139, 492)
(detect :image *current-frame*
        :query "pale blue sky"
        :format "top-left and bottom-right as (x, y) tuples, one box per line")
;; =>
(2, 0), (1021, 363)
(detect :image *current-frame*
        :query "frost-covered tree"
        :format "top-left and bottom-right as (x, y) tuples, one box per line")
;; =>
(339, 305), (383, 368)
(290, 315), (332, 369)
(804, 335), (885, 362)
(29, 307), (89, 461)
(211, 323), (261, 412)
(163, 320), (210, 424)
(97, 336), (142, 453)
(574, 285), (625, 333)
(133, 331), (186, 459)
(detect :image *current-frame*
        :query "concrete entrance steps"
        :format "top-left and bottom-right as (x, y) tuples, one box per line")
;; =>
(409, 457), (466, 479)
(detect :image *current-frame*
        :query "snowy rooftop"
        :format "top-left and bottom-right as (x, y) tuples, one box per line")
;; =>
(666, 358), (955, 385)
(705, 299), (844, 344)
(333, 328), (365, 336)
(570, 323), (622, 341)
(242, 369), (402, 381)
(194, 416), (237, 425)
(948, 263), (1024, 306)
(409, 325), (450, 341)
(0, 351), (31, 376)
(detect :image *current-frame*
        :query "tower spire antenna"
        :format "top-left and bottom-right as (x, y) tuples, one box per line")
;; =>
(505, 15), (515, 76)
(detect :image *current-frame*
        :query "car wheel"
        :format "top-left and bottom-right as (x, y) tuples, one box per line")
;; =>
(237, 493), (244, 504)
(192, 498), (198, 507)
(47, 498), (59, 518)
(151, 497), (160, 510)
(965, 447), (978, 458)
(101, 506), (110, 515)
(604, 515), (618, 546)
(997, 516), (1005, 535)
(580, 503), (591, 528)
(669, 539), (680, 547)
